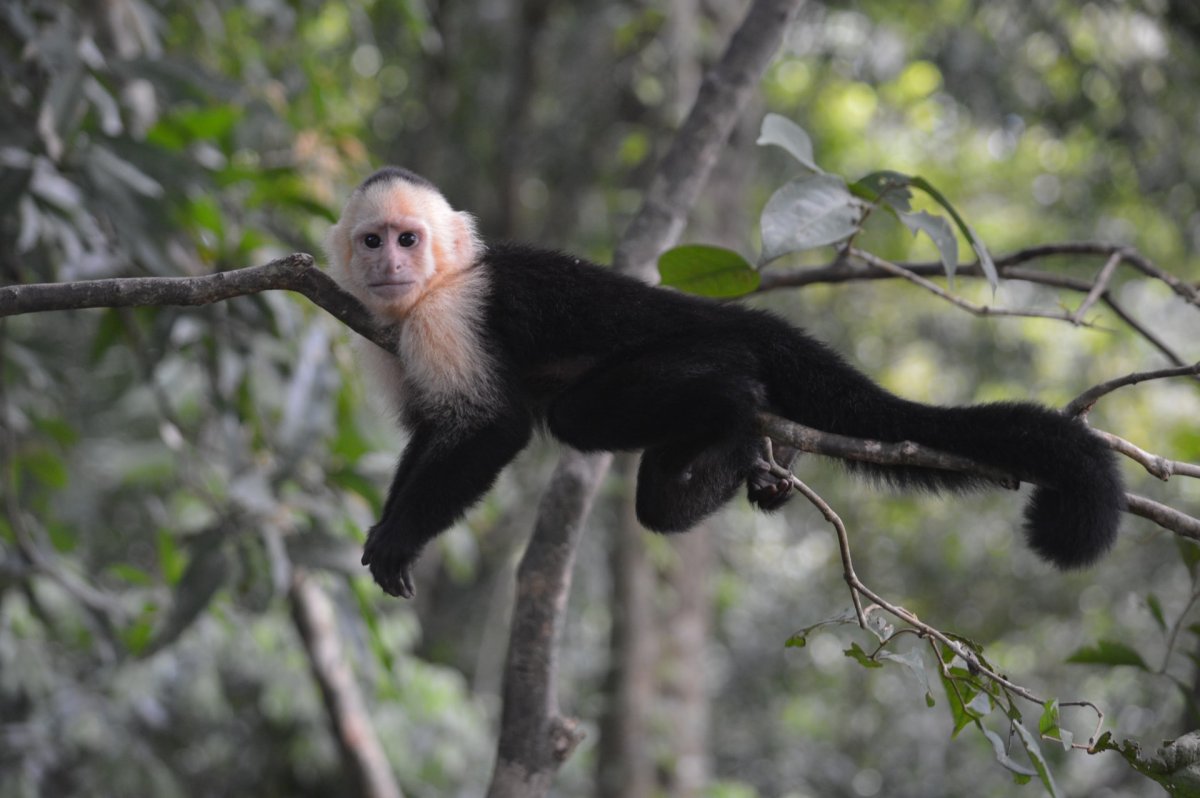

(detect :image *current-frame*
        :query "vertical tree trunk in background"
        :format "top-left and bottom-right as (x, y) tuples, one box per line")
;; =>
(596, 456), (659, 798)
(660, 530), (714, 798)
(488, 1), (806, 795)
(497, 0), (555, 238)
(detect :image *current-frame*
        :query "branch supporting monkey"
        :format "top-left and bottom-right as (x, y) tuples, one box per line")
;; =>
(327, 167), (1124, 598)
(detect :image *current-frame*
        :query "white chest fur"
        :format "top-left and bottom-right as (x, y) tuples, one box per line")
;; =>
(364, 266), (496, 422)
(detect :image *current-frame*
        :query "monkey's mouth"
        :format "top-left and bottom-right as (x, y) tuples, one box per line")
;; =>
(368, 280), (415, 297)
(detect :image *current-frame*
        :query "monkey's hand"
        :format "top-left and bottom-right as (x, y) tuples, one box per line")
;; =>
(361, 524), (419, 599)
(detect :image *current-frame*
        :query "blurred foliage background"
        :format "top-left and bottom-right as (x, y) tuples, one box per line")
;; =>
(2, 0), (1199, 796)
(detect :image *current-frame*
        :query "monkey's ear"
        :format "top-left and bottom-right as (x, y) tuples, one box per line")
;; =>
(325, 222), (353, 275)
(450, 210), (482, 266)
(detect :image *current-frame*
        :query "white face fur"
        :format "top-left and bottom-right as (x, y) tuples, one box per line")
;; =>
(327, 175), (496, 417)
(327, 178), (482, 320)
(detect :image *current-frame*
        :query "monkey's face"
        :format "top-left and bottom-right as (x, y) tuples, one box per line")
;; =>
(329, 180), (480, 321)
(349, 214), (433, 315)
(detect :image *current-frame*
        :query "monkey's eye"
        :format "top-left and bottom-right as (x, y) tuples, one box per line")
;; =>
(398, 231), (419, 248)
(363, 233), (382, 249)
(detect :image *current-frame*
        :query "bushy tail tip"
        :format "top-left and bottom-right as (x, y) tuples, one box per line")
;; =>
(1023, 467), (1124, 569)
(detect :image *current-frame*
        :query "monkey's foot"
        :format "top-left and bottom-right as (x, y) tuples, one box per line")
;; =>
(361, 525), (418, 598)
(747, 459), (793, 512)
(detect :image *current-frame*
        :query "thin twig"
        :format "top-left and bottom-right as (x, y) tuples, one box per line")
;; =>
(785, 464), (1107, 747)
(1119, 248), (1200, 307)
(759, 243), (1197, 369)
(848, 248), (1099, 325)
(764, 438), (866, 627)
(1090, 429), (1200, 482)
(1071, 249), (1124, 323)
(1066, 362), (1200, 417)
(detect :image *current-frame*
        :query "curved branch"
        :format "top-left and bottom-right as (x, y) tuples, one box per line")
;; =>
(0, 254), (400, 355)
(1090, 429), (1200, 482)
(1125, 494), (1200, 541)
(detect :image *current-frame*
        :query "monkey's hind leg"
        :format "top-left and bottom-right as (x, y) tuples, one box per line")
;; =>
(636, 433), (763, 532)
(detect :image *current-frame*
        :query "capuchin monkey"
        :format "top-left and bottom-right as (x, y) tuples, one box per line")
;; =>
(327, 166), (1123, 598)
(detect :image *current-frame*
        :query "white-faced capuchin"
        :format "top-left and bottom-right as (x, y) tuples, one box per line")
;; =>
(327, 166), (1123, 598)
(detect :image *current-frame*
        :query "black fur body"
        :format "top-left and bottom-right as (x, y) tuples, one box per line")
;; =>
(362, 240), (1123, 596)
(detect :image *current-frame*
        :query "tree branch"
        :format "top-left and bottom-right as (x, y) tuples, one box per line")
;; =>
(760, 244), (1197, 369)
(0, 254), (401, 356)
(290, 570), (404, 798)
(760, 413), (1200, 542)
(1065, 362), (1200, 417)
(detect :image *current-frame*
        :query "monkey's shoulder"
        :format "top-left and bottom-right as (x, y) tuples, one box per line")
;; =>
(481, 241), (640, 297)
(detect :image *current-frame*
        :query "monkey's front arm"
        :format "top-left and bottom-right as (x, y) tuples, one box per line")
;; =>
(362, 412), (533, 598)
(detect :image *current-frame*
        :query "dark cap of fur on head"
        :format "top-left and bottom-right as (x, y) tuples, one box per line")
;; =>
(357, 166), (435, 193)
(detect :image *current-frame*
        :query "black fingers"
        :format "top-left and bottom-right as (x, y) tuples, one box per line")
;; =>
(361, 523), (418, 599)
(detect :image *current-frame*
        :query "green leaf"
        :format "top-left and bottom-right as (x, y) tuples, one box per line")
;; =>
(89, 308), (126, 364)
(941, 682), (972, 737)
(657, 245), (760, 298)
(964, 223), (999, 287)
(907, 176), (1000, 289)
(877, 648), (935, 706)
(332, 385), (374, 463)
(352, 577), (396, 675)
(147, 532), (230, 654)
(47, 522), (76, 553)
(186, 194), (224, 240)
(1038, 699), (1074, 750)
(22, 448), (68, 490)
(122, 607), (157, 656)
(31, 415), (78, 446)
(965, 690), (993, 720)
(981, 727), (1039, 781)
(107, 563), (154, 586)
(329, 468), (383, 514)
(1178, 538), (1200, 578)
(844, 642), (884, 669)
(1013, 720), (1063, 796)
(756, 113), (823, 173)
(1147, 593), (1167, 633)
(1066, 640), (1150, 669)
(157, 529), (186, 585)
(1038, 699), (1060, 736)
(897, 209), (959, 279)
(172, 105), (242, 141)
(760, 174), (865, 264)
(851, 170), (914, 212)
(784, 633), (807, 649)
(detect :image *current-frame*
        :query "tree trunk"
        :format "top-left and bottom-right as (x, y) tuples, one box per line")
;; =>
(660, 530), (713, 798)
(595, 456), (658, 798)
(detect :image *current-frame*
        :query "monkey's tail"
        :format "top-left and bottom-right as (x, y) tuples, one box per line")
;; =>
(763, 336), (1123, 568)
